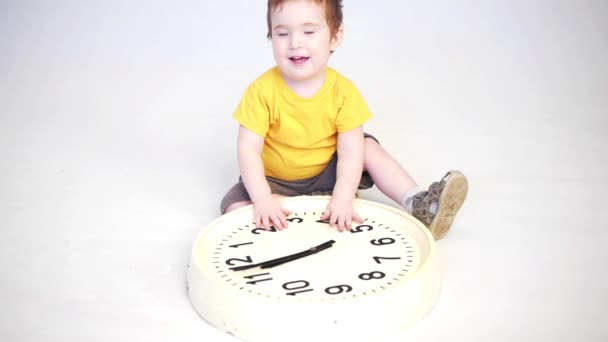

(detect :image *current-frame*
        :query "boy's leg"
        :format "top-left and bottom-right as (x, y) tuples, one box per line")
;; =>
(362, 137), (418, 203)
(223, 194), (287, 214)
(221, 178), (296, 214)
(221, 181), (252, 214)
(363, 137), (468, 240)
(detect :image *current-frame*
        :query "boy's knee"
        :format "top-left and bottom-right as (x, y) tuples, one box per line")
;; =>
(223, 201), (252, 214)
(364, 136), (381, 151)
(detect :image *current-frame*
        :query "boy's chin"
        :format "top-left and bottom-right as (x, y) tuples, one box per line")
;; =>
(279, 68), (321, 82)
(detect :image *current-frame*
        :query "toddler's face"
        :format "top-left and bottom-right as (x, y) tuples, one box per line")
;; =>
(269, 0), (342, 85)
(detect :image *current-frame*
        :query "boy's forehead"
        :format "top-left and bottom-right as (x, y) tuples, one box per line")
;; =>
(270, 0), (327, 26)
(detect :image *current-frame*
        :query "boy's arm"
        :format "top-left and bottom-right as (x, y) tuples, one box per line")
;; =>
(321, 126), (365, 231)
(237, 125), (291, 230)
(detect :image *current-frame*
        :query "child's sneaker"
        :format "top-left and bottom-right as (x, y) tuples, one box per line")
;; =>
(411, 170), (468, 240)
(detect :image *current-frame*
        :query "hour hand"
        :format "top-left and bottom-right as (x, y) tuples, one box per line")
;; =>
(231, 240), (335, 271)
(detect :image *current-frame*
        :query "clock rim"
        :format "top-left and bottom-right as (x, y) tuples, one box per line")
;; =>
(187, 196), (441, 341)
(190, 195), (436, 292)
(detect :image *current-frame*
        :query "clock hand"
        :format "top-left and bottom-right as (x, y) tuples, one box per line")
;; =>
(231, 240), (335, 271)
(260, 241), (334, 269)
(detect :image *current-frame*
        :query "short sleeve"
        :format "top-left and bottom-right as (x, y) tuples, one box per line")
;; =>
(233, 83), (270, 137)
(334, 81), (372, 132)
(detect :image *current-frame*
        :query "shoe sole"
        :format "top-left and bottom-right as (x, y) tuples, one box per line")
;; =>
(428, 170), (468, 240)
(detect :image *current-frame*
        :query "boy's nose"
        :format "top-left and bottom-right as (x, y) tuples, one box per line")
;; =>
(289, 33), (302, 48)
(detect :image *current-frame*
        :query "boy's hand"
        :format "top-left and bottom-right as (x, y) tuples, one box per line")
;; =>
(253, 195), (292, 231)
(320, 196), (363, 232)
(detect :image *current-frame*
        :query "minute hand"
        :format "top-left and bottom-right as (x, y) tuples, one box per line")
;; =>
(231, 240), (335, 271)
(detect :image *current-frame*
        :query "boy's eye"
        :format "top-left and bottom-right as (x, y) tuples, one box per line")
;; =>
(277, 33), (288, 37)
(304, 31), (315, 35)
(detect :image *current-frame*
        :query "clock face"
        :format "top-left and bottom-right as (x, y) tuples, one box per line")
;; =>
(192, 196), (432, 302)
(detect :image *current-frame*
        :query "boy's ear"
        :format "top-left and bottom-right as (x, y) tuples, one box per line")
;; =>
(330, 26), (344, 52)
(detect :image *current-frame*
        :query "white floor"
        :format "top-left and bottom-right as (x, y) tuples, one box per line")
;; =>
(2, 1), (608, 341)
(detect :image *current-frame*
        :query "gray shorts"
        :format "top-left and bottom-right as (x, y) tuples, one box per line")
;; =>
(220, 133), (378, 213)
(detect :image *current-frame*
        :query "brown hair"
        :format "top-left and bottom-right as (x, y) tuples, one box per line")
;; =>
(266, 0), (343, 39)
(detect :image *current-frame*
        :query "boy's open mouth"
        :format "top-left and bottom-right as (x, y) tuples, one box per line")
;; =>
(289, 56), (309, 64)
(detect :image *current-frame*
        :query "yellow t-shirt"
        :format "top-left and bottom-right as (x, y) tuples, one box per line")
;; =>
(233, 66), (372, 181)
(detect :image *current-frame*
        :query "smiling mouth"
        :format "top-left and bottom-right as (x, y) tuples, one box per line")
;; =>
(289, 56), (309, 63)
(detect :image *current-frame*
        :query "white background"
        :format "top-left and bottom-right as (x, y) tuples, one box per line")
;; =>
(1, 0), (607, 341)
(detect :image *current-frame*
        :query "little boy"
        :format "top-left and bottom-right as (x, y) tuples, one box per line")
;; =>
(220, 0), (468, 239)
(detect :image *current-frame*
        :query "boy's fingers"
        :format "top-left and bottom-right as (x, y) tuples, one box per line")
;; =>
(279, 215), (289, 229)
(333, 214), (340, 231)
(332, 217), (339, 231)
(255, 215), (262, 228)
(280, 208), (291, 228)
(262, 216), (271, 230)
(345, 216), (352, 231)
(274, 214), (286, 231)
(330, 212), (339, 228)
(340, 215), (349, 232)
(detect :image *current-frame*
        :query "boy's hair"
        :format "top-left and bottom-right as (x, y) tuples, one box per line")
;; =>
(266, 0), (343, 39)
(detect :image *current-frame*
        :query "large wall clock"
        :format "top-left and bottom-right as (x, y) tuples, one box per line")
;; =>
(187, 196), (440, 341)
